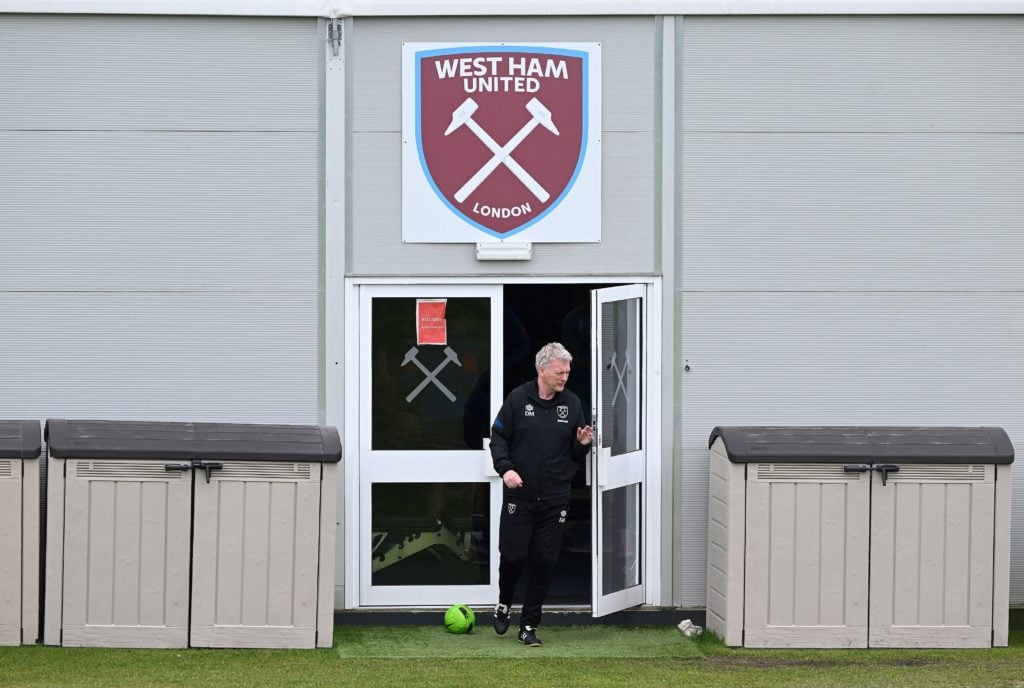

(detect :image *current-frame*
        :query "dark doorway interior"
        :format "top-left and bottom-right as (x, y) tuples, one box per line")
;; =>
(502, 283), (612, 605)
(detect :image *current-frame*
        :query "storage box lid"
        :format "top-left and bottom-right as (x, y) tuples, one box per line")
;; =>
(709, 426), (1014, 464)
(45, 419), (342, 463)
(0, 420), (42, 459)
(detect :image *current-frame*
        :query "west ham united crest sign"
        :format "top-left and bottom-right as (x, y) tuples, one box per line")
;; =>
(402, 43), (602, 243)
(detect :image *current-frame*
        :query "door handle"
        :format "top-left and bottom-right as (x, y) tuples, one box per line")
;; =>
(588, 422), (601, 487)
(598, 446), (611, 488)
(164, 462), (192, 473)
(195, 460), (224, 483)
(843, 464), (871, 474)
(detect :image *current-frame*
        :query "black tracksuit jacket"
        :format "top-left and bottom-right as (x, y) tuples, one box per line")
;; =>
(490, 380), (591, 501)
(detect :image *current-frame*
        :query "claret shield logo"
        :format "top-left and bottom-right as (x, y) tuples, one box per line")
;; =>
(403, 43), (601, 243)
(418, 47), (585, 237)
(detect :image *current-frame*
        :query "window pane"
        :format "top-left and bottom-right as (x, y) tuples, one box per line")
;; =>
(371, 297), (491, 450)
(601, 483), (641, 594)
(371, 483), (490, 586)
(600, 297), (641, 456)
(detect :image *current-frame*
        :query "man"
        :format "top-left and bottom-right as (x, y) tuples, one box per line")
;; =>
(489, 342), (593, 647)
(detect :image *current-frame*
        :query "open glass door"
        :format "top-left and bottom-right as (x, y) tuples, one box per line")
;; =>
(358, 285), (503, 605)
(590, 284), (646, 617)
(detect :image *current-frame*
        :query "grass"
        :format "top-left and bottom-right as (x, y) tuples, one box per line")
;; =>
(0, 629), (1021, 687)
(689, 631), (1024, 688)
(335, 624), (703, 658)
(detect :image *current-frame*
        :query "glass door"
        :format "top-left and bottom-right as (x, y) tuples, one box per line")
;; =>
(590, 284), (646, 616)
(358, 285), (503, 605)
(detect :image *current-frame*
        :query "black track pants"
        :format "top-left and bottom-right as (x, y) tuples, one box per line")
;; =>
(497, 496), (569, 629)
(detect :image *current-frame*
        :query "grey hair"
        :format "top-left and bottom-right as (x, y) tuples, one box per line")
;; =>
(535, 342), (572, 371)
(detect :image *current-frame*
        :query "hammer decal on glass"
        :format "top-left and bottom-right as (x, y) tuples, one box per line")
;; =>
(401, 346), (462, 403)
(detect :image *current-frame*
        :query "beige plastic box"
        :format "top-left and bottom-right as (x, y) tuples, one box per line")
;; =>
(707, 426), (1013, 649)
(43, 419), (340, 649)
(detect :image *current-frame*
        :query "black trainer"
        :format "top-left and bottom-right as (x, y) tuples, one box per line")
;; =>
(493, 603), (510, 635)
(517, 626), (542, 647)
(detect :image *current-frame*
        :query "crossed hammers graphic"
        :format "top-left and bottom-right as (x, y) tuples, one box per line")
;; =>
(608, 350), (632, 407)
(445, 97), (560, 203)
(402, 346), (462, 403)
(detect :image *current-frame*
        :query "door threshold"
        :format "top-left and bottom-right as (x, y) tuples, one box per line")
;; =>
(335, 606), (702, 627)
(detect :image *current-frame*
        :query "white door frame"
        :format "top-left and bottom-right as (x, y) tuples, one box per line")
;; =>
(354, 283), (503, 606)
(337, 276), (661, 610)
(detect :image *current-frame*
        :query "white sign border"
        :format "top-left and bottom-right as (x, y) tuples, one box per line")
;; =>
(402, 42), (602, 244)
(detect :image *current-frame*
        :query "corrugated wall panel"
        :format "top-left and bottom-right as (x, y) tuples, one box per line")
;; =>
(0, 293), (319, 423)
(0, 131), (319, 291)
(682, 16), (1024, 133)
(0, 15), (322, 426)
(0, 16), (319, 132)
(682, 134), (1024, 292)
(347, 16), (657, 276)
(679, 16), (1024, 607)
(681, 294), (1023, 426)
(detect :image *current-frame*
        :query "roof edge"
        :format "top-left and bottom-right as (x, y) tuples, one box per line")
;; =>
(44, 419), (343, 463)
(709, 426), (1015, 464)
(0, 420), (42, 459)
(2, 0), (1024, 16)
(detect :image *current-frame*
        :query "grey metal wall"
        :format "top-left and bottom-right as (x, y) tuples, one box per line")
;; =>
(678, 16), (1024, 606)
(347, 16), (657, 276)
(0, 15), (323, 424)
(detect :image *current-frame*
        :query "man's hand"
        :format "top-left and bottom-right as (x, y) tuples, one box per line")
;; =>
(576, 425), (594, 446)
(502, 469), (524, 489)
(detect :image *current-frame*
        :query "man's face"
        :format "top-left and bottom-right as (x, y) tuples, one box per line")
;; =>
(538, 358), (571, 396)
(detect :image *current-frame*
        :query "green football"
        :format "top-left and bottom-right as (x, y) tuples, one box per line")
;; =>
(444, 604), (476, 634)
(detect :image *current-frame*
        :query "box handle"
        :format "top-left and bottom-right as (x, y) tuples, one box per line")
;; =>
(195, 460), (224, 483)
(843, 463), (900, 486)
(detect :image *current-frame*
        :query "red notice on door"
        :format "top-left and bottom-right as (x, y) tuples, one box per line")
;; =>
(416, 299), (447, 345)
